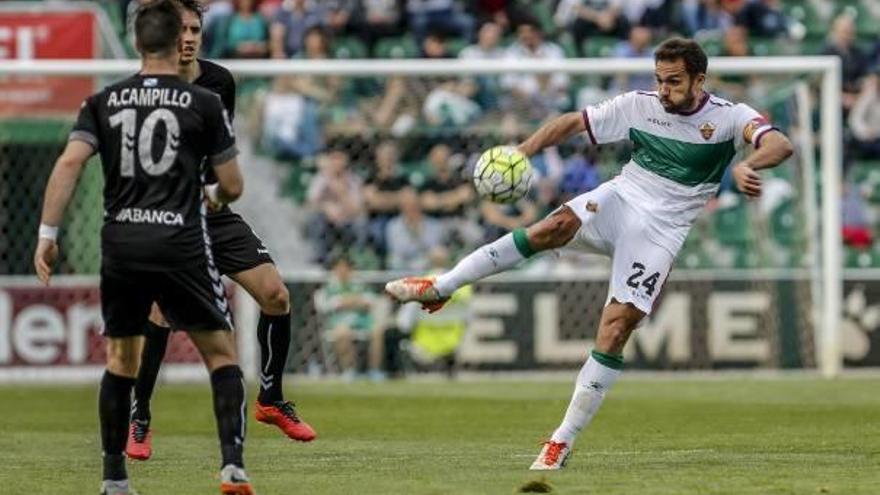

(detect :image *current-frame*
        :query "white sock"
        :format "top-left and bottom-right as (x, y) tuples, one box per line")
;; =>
(550, 353), (622, 446)
(434, 230), (532, 297)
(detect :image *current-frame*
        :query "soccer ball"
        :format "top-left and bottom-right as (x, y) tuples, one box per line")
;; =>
(472, 146), (534, 204)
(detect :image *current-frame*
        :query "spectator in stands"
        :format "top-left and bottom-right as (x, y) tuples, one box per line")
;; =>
(325, 0), (356, 35)
(734, 0), (791, 39)
(610, 25), (654, 92)
(371, 31), (476, 131)
(459, 21), (505, 110)
(501, 18), (569, 122)
(208, 0), (270, 59)
(480, 196), (539, 244)
(554, 0), (629, 57)
(406, 0), (475, 44)
(270, 0), (325, 58)
(364, 141), (410, 261)
(558, 148), (602, 204)
(260, 27), (345, 157)
(823, 13), (870, 110)
(316, 255), (385, 380)
(469, 0), (526, 33)
(842, 184), (873, 250)
(350, 0), (406, 52)
(848, 72), (880, 160)
(420, 31), (453, 58)
(393, 246), (472, 378)
(306, 150), (366, 264)
(386, 189), (445, 271)
(459, 21), (504, 60)
(419, 144), (480, 248)
(713, 25), (754, 100)
(680, 0), (724, 37)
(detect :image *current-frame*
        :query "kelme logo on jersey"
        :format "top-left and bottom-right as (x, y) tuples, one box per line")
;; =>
(699, 121), (716, 140)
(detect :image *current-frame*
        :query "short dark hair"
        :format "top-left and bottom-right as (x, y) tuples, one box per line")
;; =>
(516, 15), (542, 34)
(135, 0), (182, 56)
(654, 38), (708, 78)
(174, 0), (205, 23)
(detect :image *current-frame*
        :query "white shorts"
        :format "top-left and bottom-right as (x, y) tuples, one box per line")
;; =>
(562, 180), (683, 315)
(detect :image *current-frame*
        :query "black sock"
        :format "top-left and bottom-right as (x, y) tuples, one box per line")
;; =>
(132, 321), (171, 422)
(256, 312), (291, 405)
(210, 365), (246, 468)
(99, 371), (135, 481)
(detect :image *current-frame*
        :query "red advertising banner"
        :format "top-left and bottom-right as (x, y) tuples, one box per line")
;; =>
(0, 281), (207, 367)
(0, 11), (96, 116)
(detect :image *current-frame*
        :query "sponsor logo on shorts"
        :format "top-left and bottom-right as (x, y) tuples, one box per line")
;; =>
(257, 248), (269, 255)
(114, 207), (183, 226)
(585, 201), (599, 213)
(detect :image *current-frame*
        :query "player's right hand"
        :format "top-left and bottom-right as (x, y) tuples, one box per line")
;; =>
(732, 161), (761, 198)
(34, 238), (58, 286)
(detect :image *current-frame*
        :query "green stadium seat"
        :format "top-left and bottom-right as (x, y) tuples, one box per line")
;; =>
(445, 38), (469, 57)
(713, 202), (754, 244)
(845, 247), (877, 268)
(525, 0), (557, 36)
(334, 37), (368, 59)
(783, 1), (826, 39)
(581, 36), (618, 58)
(373, 36), (419, 58)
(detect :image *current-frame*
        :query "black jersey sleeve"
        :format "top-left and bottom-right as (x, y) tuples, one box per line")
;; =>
(68, 95), (100, 151)
(218, 70), (236, 119)
(204, 94), (238, 166)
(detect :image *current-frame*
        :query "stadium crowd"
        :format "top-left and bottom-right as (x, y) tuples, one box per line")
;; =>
(112, 0), (880, 269)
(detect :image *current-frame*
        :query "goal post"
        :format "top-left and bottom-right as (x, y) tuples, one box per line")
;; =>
(0, 56), (844, 378)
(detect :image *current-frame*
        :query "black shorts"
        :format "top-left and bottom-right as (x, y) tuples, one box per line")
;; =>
(101, 262), (233, 337)
(207, 210), (274, 276)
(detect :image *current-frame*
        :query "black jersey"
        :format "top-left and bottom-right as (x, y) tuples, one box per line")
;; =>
(70, 73), (237, 271)
(193, 59), (235, 187)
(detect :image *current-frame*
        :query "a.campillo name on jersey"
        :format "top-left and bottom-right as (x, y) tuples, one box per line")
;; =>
(114, 207), (184, 226)
(107, 88), (193, 109)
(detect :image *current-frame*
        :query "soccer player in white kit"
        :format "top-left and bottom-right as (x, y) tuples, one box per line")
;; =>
(385, 38), (794, 470)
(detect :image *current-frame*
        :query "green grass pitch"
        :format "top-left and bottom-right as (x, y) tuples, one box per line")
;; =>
(1, 378), (878, 494)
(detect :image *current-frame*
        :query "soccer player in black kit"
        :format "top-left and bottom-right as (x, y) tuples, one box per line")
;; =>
(125, 0), (315, 463)
(34, 1), (255, 493)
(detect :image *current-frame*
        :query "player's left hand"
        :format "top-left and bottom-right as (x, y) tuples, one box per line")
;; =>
(34, 238), (58, 286)
(732, 161), (761, 198)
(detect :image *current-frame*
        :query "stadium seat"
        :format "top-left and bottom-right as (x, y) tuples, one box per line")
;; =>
(334, 37), (368, 59)
(446, 38), (469, 57)
(581, 36), (618, 58)
(713, 202), (754, 244)
(373, 36), (419, 58)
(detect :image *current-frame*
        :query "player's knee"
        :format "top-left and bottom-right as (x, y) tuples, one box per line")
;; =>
(260, 281), (289, 314)
(528, 208), (581, 250)
(105, 339), (141, 378)
(203, 344), (238, 372)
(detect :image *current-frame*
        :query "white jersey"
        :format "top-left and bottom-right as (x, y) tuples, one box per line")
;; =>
(582, 90), (775, 252)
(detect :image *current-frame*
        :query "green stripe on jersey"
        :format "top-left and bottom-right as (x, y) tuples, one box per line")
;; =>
(629, 128), (736, 186)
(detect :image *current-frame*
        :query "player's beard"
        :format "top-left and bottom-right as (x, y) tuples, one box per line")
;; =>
(660, 84), (698, 114)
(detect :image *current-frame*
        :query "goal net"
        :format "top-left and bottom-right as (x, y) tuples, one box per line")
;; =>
(0, 56), (851, 382)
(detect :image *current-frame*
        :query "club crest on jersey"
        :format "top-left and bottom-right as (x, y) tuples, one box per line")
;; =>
(699, 121), (716, 140)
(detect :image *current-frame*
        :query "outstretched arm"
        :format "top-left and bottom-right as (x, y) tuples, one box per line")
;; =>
(731, 130), (795, 198)
(35, 140), (93, 284)
(516, 112), (586, 157)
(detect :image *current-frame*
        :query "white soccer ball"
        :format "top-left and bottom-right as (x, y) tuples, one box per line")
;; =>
(472, 146), (534, 204)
